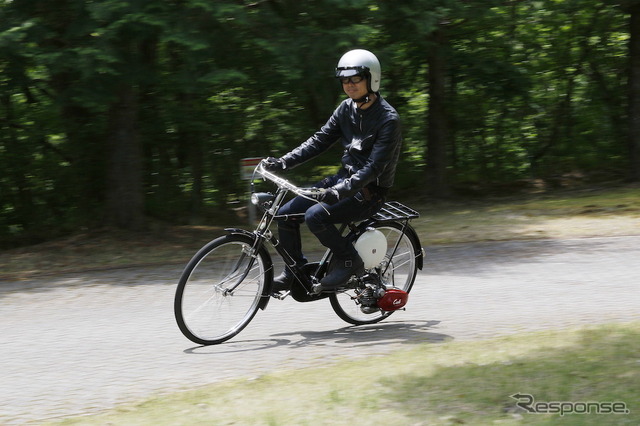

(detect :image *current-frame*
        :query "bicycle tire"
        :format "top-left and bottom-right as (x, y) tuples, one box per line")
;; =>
(174, 233), (272, 345)
(329, 221), (420, 325)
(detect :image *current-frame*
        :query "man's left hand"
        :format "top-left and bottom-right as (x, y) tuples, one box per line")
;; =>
(316, 188), (340, 205)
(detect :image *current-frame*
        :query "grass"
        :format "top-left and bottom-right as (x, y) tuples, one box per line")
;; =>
(1, 183), (639, 280)
(50, 322), (640, 425)
(411, 183), (640, 244)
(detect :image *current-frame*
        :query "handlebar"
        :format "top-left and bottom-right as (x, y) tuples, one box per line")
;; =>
(253, 160), (326, 200)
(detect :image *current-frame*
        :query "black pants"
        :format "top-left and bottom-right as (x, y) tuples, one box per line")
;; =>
(276, 175), (385, 267)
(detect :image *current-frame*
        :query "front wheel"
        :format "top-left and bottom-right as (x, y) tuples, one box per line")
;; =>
(174, 233), (272, 345)
(330, 221), (420, 325)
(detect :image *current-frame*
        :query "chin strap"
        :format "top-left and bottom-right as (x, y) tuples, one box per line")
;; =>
(354, 91), (379, 106)
(354, 94), (373, 105)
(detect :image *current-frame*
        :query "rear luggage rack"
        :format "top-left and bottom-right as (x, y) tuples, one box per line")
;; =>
(372, 201), (420, 222)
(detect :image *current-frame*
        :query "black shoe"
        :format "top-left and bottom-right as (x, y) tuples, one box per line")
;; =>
(272, 271), (294, 292)
(314, 255), (364, 293)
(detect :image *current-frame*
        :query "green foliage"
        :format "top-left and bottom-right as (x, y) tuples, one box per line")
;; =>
(0, 0), (636, 246)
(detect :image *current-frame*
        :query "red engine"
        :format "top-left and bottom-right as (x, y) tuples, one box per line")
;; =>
(376, 288), (409, 311)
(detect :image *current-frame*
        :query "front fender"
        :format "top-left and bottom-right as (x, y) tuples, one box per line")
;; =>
(224, 227), (257, 238)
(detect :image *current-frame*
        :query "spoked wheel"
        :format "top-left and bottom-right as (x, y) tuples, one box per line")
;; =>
(174, 233), (272, 345)
(330, 221), (420, 325)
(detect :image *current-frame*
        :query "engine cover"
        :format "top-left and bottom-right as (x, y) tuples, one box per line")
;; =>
(377, 288), (409, 311)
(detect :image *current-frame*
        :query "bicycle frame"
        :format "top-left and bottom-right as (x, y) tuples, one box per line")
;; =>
(241, 162), (423, 299)
(175, 160), (424, 345)
(243, 163), (330, 297)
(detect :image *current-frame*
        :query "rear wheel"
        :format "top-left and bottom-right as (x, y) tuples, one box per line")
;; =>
(330, 221), (420, 325)
(174, 234), (271, 345)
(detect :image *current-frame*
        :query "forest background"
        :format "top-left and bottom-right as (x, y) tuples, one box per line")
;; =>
(2, 0), (640, 248)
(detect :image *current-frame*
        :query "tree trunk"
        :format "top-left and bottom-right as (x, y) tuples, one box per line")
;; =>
(628, 3), (640, 181)
(106, 84), (145, 230)
(425, 27), (450, 197)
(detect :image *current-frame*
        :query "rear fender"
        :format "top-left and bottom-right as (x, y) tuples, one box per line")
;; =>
(402, 224), (424, 270)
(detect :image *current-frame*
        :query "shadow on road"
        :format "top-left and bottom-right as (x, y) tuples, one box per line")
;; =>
(183, 338), (293, 354)
(274, 320), (450, 348)
(184, 320), (451, 355)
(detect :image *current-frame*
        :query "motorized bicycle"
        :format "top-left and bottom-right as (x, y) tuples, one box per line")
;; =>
(174, 161), (424, 345)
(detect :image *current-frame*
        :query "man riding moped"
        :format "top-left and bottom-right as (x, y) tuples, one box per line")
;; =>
(263, 49), (403, 294)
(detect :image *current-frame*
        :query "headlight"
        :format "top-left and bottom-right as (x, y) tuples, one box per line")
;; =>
(251, 192), (274, 206)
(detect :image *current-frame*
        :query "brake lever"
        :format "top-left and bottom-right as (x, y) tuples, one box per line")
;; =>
(297, 188), (331, 215)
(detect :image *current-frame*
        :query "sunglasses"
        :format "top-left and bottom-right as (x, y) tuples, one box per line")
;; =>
(339, 75), (365, 85)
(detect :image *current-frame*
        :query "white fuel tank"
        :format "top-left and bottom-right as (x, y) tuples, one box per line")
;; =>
(354, 228), (387, 269)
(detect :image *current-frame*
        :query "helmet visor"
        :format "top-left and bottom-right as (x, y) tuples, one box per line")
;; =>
(335, 66), (368, 78)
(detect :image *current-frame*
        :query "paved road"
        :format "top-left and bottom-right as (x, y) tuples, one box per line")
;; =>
(1, 235), (639, 424)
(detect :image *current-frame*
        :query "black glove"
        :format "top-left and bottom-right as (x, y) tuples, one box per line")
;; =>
(315, 188), (340, 205)
(263, 157), (287, 172)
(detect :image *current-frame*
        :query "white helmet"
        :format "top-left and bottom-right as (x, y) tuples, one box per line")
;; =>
(335, 49), (381, 93)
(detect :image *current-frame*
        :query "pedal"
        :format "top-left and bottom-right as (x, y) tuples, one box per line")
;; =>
(271, 290), (290, 300)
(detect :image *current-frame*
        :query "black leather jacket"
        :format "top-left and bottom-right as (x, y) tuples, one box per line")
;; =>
(281, 95), (402, 198)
